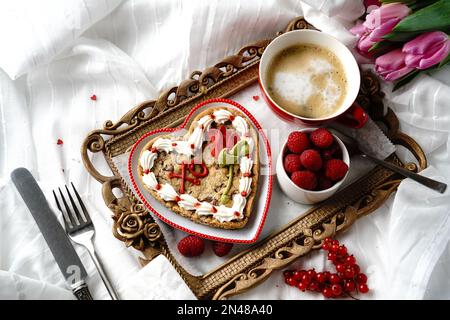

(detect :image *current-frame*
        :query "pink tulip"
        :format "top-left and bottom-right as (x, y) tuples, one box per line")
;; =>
(375, 49), (415, 81)
(403, 31), (450, 70)
(350, 3), (410, 56)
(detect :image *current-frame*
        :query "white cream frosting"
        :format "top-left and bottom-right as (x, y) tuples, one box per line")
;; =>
(240, 156), (253, 174)
(178, 194), (199, 211)
(213, 109), (233, 124)
(140, 150), (157, 171)
(187, 126), (204, 151)
(239, 177), (252, 195)
(196, 201), (215, 216)
(232, 116), (249, 137)
(142, 172), (158, 190)
(173, 140), (194, 157)
(153, 138), (173, 153)
(197, 115), (214, 131)
(232, 194), (246, 212)
(139, 108), (255, 222)
(158, 183), (179, 201)
(214, 205), (237, 222)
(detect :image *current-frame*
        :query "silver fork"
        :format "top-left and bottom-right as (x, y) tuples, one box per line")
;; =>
(53, 183), (120, 300)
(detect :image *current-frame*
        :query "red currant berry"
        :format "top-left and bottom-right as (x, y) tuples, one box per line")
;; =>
(283, 270), (293, 278)
(329, 274), (341, 284)
(324, 237), (333, 244)
(322, 243), (330, 251)
(331, 284), (343, 297)
(297, 282), (308, 292)
(285, 277), (296, 286)
(322, 287), (334, 298)
(301, 274), (311, 285)
(292, 270), (303, 281)
(352, 264), (360, 274)
(344, 280), (355, 292)
(356, 273), (368, 284)
(332, 240), (339, 246)
(338, 245), (347, 256)
(323, 271), (331, 279)
(309, 281), (320, 292)
(358, 283), (369, 294)
(316, 272), (327, 283)
(330, 244), (340, 253)
(344, 268), (355, 279)
(336, 264), (346, 273)
(346, 255), (356, 265)
(307, 269), (317, 279)
(327, 252), (337, 261)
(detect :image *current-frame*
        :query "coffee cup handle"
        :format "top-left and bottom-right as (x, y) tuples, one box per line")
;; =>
(335, 103), (368, 129)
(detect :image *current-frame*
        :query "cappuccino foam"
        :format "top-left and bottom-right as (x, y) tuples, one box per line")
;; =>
(267, 44), (347, 119)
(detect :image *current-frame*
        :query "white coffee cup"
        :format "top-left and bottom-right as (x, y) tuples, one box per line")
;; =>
(259, 30), (367, 128)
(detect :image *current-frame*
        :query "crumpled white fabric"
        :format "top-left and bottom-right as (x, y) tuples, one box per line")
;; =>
(1, 0), (449, 300)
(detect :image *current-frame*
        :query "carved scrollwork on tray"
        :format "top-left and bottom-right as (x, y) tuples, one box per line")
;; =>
(357, 72), (385, 121)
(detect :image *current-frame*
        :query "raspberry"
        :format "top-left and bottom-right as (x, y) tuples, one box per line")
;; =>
(310, 128), (334, 149)
(177, 235), (205, 257)
(291, 171), (317, 190)
(300, 149), (323, 172)
(212, 242), (233, 257)
(324, 159), (349, 181)
(321, 142), (343, 161)
(283, 154), (302, 174)
(286, 131), (310, 154)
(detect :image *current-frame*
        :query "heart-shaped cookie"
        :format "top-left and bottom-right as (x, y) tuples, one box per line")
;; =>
(138, 107), (259, 229)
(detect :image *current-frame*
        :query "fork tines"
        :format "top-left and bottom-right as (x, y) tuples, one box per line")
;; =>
(53, 183), (92, 233)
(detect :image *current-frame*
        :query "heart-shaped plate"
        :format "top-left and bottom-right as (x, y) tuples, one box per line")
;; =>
(128, 98), (272, 243)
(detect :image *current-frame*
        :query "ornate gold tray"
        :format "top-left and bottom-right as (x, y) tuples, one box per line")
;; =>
(81, 17), (426, 299)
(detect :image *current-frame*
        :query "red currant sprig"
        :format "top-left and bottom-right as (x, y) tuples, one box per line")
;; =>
(283, 238), (369, 299)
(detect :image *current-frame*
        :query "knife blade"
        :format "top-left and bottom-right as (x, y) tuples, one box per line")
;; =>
(11, 167), (93, 300)
(331, 117), (396, 160)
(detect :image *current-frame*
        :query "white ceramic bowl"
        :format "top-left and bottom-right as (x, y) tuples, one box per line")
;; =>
(276, 128), (350, 204)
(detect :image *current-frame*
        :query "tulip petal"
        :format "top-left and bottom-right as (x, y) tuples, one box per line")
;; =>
(375, 49), (407, 70)
(376, 66), (390, 77)
(384, 65), (414, 81)
(364, 3), (410, 30)
(418, 41), (450, 69)
(403, 31), (448, 55)
(358, 33), (375, 53)
(369, 18), (400, 42)
(405, 54), (423, 68)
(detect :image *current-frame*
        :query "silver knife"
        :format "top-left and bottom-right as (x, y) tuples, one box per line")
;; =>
(11, 167), (94, 300)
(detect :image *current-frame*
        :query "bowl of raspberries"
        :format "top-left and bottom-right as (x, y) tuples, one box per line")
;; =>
(276, 127), (350, 204)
